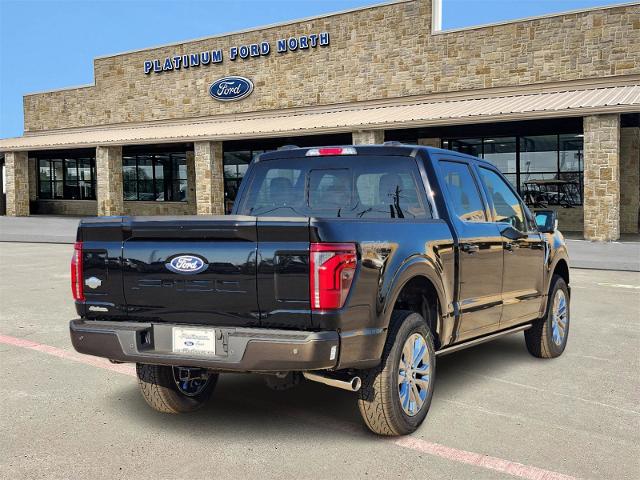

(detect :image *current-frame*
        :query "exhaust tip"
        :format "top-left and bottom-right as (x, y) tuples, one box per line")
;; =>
(351, 376), (362, 391)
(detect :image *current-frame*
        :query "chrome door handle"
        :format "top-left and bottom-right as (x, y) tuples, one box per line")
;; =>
(504, 242), (519, 252)
(461, 243), (479, 254)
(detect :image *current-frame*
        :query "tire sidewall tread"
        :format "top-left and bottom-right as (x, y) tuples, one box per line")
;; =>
(358, 310), (436, 436)
(136, 364), (218, 414)
(525, 275), (570, 359)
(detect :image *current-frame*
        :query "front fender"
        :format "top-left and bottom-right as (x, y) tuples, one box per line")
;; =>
(540, 230), (570, 314)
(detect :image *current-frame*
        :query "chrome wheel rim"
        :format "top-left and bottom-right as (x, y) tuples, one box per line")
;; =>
(172, 367), (210, 397)
(551, 289), (568, 346)
(398, 333), (431, 417)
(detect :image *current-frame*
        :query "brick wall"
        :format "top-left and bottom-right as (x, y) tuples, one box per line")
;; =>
(23, 1), (639, 132)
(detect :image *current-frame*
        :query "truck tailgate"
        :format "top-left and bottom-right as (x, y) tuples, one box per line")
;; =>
(122, 216), (261, 326)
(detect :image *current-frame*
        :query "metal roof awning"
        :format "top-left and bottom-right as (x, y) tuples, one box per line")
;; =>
(1, 84), (639, 151)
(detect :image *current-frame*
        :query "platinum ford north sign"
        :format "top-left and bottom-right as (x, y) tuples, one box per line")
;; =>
(144, 32), (330, 74)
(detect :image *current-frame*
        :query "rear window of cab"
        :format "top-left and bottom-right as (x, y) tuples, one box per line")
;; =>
(237, 155), (432, 219)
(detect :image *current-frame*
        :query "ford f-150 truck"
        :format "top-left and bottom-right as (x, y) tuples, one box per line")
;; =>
(70, 145), (570, 436)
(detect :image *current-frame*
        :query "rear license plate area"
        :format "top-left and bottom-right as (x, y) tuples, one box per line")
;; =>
(172, 327), (216, 355)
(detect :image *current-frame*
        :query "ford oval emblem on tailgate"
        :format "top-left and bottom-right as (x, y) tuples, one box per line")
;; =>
(209, 76), (254, 102)
(166, 255), (208, 275)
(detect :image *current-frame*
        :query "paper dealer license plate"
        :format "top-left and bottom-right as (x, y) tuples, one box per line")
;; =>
(172, 327), (216, 355)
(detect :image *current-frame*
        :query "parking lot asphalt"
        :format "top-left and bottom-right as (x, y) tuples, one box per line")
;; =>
(1, 242), (639, 480)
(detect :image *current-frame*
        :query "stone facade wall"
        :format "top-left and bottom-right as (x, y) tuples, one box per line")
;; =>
(34, 200), (97, 216)
(124, 201), (195, 216)
(5, 151), (30, 216)
(620, 126), (640, 234)
(96, 146), (124, 216)
(23, 1), (639, 132)
(353, 130), (385, 144)
(583, 114), (620, 241)
(194, 141), (225, 215)
(549, 205), (584, 233)
(418, 138), (441, 147)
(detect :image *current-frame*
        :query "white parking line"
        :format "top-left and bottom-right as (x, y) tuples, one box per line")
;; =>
(1, 333), (580, 480)
(596, 282), (640, 289)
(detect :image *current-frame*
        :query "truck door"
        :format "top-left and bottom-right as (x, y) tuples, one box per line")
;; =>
(475, 166), (545, 324)
(436, 159), (504, 341)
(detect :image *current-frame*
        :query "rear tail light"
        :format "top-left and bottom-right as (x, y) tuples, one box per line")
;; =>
(71, 241), (84, 302)
(309, 243), (357, 310)
(306, 147), (357, 157)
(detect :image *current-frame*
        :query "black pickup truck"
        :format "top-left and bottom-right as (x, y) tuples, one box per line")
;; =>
(70, 145), (570, 436)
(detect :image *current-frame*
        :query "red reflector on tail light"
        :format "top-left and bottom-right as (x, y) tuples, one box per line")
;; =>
(71, 241), (84, 302)
(310, 243), (357, 310)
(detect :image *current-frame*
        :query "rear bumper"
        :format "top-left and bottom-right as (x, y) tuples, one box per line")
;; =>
(70, 319), (339, 372)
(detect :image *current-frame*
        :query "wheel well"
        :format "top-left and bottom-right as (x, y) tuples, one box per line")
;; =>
(393, 276), (440, 348)
(554, 259), (570, 285)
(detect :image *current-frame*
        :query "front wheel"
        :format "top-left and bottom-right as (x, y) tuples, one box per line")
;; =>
(358, 310), (436, 436)
(136, 364), (218, 413)
(525, 275), (570, 358)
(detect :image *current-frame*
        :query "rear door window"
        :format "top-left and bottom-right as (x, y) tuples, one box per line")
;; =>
(439, 160), (487, 223)
(239, 156), (431, 219)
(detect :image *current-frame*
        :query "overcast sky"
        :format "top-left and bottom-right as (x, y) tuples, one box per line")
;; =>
(0, 0), (623, 138)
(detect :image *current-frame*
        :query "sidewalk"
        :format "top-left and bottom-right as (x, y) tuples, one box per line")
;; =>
(565, 236), (640, 272)
(1, 216), (638, 271)
(0, 215), (80, 244)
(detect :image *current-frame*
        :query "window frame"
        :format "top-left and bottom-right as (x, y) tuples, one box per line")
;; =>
(441, 133), (584, 206)
(36, 155), (96, 201)
(122, 152), (187, 202)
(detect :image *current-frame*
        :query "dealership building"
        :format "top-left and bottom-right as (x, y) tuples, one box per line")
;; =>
(0, 0), (638, 240)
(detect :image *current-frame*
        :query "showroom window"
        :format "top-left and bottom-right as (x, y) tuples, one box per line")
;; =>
(123, 152), (187, 202)
(223, 150), (268, 212)
(442, 133), (584, 206)
(37, 153), (96, 200)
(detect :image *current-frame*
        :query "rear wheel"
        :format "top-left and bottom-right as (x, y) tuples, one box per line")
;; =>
(525, 275), (570, 358)
(358, 310), (436, 436)
(136, 364), (218, 413)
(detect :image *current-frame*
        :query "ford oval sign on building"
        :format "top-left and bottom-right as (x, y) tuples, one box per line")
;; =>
(165, 255), (208, 274)
(209, 76), (254, 102)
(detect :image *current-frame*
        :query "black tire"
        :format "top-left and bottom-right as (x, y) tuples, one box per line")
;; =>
(525, 275), (570, 358)
(358, 310), (436, 436)
(136, 364), (218, 414)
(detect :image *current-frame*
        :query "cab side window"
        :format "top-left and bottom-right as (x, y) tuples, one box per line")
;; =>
(439, 161), (487, 223)
(478, 167), (526, 232)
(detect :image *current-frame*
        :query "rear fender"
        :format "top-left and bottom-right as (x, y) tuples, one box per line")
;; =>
(382, 255), (453, 344)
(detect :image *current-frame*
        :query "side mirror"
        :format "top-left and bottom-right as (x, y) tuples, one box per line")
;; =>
(500, 225), (527, 240)
(535, 209), (557, 233)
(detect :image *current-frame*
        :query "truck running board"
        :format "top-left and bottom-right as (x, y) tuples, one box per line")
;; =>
(435, 324), (532, 357)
